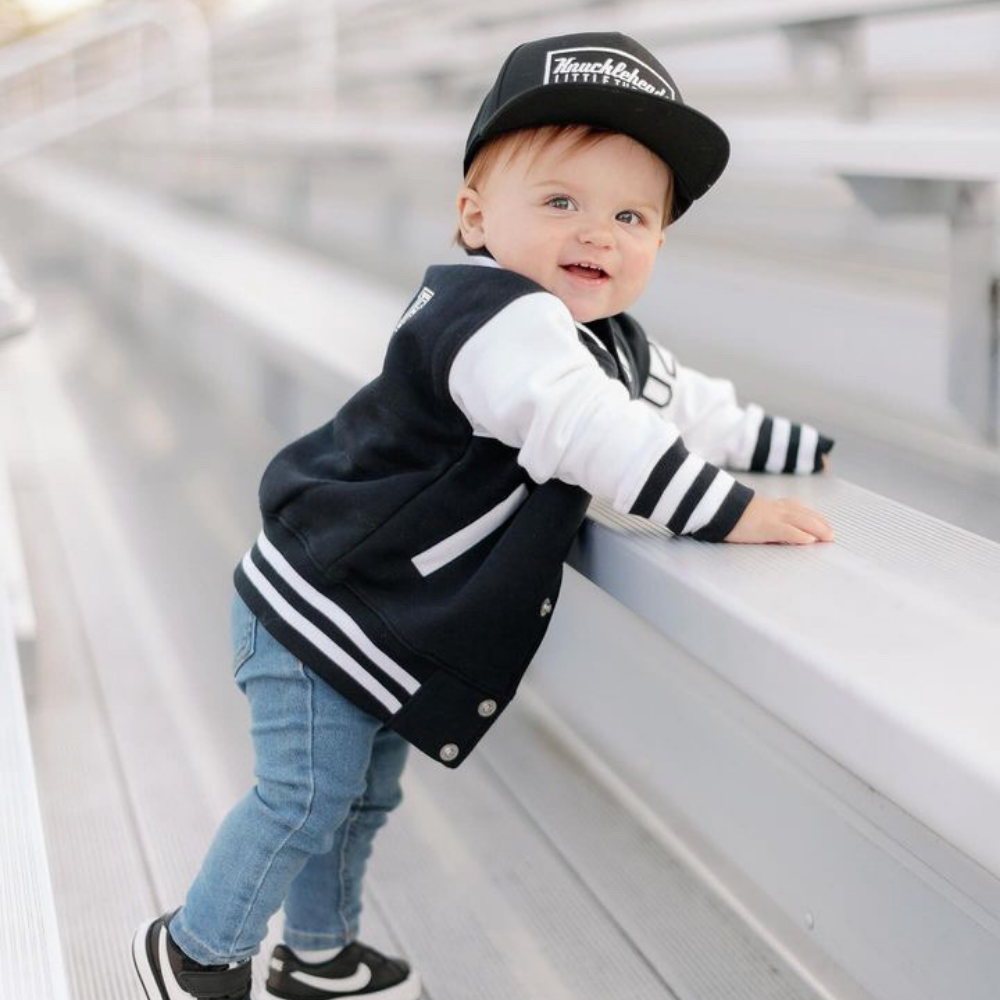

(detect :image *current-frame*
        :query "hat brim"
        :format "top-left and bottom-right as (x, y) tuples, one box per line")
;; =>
(465, 84), (730, 223)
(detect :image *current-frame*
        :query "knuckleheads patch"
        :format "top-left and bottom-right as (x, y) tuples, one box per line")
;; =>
(542, 46), (676, 100)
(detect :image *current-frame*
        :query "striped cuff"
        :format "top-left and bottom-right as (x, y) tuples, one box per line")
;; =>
(748, 413), (836, 475)
(814, 434), (835, 472)
(629, 437), (756, 543)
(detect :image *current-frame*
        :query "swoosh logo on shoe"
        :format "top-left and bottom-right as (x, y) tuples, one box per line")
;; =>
(291, 963), (373, 992)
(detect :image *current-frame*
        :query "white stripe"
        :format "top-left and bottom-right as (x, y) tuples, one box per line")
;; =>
(734, 403), (766, 470)
(411, 484), (529, 577)
(679, 468), (737, 536)
(241, 553), (404, 713)
(766, 416), (792, 472)
(463, 255), (501, 268)
(613, 341), (634, 392)
(796, 423), (819, 474)
(578, 322), (633, 390)
(649, 453), (707, 528)
(255, 531), (420, 695)
(575, 322), (606, 353)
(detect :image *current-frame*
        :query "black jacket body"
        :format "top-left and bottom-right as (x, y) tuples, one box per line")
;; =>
(234, 253), (832, 768)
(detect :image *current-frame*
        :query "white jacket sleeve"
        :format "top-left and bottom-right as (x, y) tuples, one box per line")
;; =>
(447, 291), (754, 542)
(640, 336), (835, 474)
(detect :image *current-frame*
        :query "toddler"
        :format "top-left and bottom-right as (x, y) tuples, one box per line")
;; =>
(132, 29), (835, 1000)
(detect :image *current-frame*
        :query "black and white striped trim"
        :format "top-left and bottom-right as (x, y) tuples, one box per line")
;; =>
(241, 531), (421, 713)
(575, 321), (606, 355)
(742, 403), (834, 474)
(629, 435), (752, 539)
(577, 321), (635, 394)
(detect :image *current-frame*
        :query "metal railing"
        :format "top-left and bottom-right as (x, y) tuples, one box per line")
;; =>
(330, 0), (1000, 120)
(0, 0), (210, 167)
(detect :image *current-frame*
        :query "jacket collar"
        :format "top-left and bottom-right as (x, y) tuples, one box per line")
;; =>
(463, 254), (501, 269)
(462, 246), (500, 268)
(460, 247), (634, 392)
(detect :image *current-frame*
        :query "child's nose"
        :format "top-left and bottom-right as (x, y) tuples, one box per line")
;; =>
(578, 222), (614, 248)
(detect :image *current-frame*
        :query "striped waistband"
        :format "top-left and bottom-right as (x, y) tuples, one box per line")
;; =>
(236, 530), (421, 715)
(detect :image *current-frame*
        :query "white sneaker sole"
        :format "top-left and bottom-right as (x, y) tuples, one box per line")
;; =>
(131, 916), (163, 1000)
(263, 967), (422, 1000)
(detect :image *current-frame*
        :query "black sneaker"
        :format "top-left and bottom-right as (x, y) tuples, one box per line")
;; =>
(131, 908), (253, 999)
(264, 941), (421, 999)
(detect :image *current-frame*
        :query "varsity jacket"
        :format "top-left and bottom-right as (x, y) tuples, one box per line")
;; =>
(233, 250), (835, 769)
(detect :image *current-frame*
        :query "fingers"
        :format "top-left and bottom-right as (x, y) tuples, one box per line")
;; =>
(725, 496), (836, 545)
(777, 524), (819, 544)
(800, 512), (834, 541)
(779, 499), (835, 542)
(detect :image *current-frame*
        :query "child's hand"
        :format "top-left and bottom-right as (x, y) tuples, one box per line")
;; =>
(724, 494), (834, 545)
(821, 453), (831, 473)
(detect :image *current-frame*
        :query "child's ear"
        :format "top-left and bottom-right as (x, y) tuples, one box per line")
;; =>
(457, 186), (487, 248)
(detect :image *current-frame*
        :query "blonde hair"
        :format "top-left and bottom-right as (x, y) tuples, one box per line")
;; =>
(454, 123), (675, 250)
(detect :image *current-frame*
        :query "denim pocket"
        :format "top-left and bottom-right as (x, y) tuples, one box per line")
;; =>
(231, 592), (257, 678)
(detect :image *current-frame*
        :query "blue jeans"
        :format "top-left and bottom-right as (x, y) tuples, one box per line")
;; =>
(168, 590), (410, 965)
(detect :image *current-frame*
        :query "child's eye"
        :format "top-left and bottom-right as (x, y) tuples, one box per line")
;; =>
(546, 195), (576, 211)
(617, 209), (644, 226)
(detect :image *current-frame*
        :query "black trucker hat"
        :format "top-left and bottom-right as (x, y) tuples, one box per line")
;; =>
(464, 31), (730, 223)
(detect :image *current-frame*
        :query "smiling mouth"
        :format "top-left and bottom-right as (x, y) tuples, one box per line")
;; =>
(561, 263), (610, 283)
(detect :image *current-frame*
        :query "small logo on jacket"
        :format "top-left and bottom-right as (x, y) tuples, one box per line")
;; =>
(543, 47), (675, 99)
(394, 286), (434, 332)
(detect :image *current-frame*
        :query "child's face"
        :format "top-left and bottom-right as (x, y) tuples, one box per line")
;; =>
(458, 131), (668, 323)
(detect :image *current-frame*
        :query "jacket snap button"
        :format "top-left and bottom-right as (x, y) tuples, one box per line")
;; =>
(478, 699), (497, 717)
(439, 743), (459, 762)
(539, 598), (553, 617)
